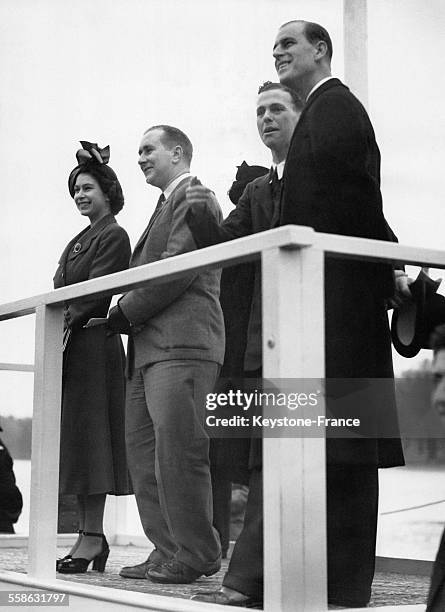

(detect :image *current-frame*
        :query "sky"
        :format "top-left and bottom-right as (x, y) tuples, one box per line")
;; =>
(0, 0), (444, 417)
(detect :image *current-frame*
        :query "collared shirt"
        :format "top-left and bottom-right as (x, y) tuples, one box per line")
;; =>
(271, 160), (286, 180)
(306, 76), (336, 101)
(163, 171), (192, 200)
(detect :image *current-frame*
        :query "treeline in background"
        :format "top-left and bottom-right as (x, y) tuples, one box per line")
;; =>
(0, 416), (31, 459)
(1, 358), (445, 464)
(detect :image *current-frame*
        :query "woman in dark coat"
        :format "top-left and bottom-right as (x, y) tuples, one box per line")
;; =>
(54, 142), (131, 573)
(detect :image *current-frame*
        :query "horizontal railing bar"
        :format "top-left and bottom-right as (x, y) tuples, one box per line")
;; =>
(0, 363), (34, 372)
(2, 224), (445, 322)
(314, 230), (445, 267)
(0, 226), (316, 321)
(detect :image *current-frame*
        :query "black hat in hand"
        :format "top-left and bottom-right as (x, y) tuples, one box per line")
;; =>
(391, 269), (445, 357)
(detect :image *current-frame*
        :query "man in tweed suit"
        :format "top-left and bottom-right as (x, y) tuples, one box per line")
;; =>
(109, 125), (223, 584)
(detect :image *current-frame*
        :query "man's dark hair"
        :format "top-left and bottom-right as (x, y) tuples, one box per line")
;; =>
(281, 20), (333, 60)
(145, 125), (193, 165)
(431, 324), (445, 353)
(258, 81), (304, 111)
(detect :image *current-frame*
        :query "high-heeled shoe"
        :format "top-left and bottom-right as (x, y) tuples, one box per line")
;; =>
(57, 532), (109, 574)
(56, 530), (83, 570)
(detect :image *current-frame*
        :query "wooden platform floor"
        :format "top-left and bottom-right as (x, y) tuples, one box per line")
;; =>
(0, 545), (431, 608)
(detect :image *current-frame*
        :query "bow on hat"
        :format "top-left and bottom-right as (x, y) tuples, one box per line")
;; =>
(68, 141), (115, 199)
(76, 141), (110, 166)
(228, 161), (269, 205)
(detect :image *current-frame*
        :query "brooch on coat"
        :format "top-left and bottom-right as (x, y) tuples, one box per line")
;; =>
(73, 242), (82, 253)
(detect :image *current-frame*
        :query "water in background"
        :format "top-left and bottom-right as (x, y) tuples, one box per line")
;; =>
(11, 460), (445, 560)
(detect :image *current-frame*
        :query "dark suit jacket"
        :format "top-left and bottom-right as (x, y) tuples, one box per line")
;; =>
(200, 176), (273, 482)
(281, 78), (403, 467)
(283, 79), (388, 238)
(188, 172), (275, 372)
(189, 81), (404, 466)
(119, 176), (225, 368)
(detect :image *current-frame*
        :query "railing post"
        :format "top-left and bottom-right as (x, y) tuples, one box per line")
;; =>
(28, 304), (64, 578)
(262, 243), (326, 611)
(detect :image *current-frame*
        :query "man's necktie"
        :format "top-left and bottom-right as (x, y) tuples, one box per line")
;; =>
(270, 168), (282, 227)
(153, 193), (166, 217)
(134, 193), (167, 253)
(127, 192), (166, 377)
(146, 193), (166, 232)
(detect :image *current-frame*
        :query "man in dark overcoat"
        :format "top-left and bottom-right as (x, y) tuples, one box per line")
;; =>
(192, 22), (405, 608)
(273, 20), (404, 607)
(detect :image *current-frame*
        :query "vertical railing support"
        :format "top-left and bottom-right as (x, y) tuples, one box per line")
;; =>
(262, 243), (326, 611)
(28, 304), (64, 578)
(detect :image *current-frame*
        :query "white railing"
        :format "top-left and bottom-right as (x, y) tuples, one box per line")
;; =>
(1, 224), (442, 611)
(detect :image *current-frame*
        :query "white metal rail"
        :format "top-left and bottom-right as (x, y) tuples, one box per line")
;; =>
(0, 224), (443, 611)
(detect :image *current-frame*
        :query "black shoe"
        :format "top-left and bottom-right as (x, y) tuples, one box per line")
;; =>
(57, 532), (109, 574)
(56, 530), (83, 571)
(119, 557), (162, 579)
(191, 590), (263, 608)
(146, 558), (219, 584)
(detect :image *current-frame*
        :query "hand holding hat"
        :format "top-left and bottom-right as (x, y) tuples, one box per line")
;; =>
(391, 268), (445, 357)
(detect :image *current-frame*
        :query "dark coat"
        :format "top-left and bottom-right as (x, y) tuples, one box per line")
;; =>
(0, 438), (23, 532)
(188, 80), (404, 467)
(188, 172), (277, 476)
(281, 78), (403, 467)
(53, 214), (132, 495)
(188, 171), (275, 373)
(190, 171), (275, 244)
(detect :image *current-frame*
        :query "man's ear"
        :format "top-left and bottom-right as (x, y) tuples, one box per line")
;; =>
(314, 40), (328, 61)
(171, 145), (183, 164)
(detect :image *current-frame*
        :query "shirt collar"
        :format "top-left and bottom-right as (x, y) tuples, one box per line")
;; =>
(271, 160), (286, 180)
(163, 171), (192, 200)
(306, 76), (335, 101)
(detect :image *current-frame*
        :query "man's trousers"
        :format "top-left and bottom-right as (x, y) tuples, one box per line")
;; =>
(222, 464), (378, 607)
(125, 359), (221, 574)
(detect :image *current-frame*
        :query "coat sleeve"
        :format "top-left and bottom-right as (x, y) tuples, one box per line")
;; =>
(65, 224), (131, 329)
(185, 183), (254, 248)
(307, 92), (388, 239)
(119, 189), (222, 325)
